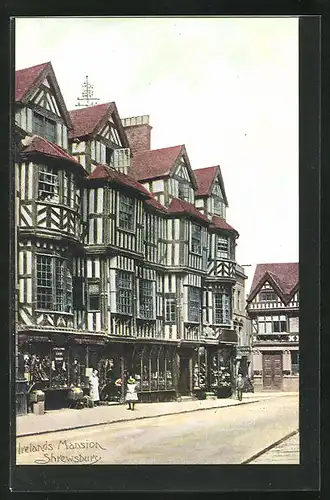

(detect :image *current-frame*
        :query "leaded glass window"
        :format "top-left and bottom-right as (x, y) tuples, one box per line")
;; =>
(139, 279), (154, 319)
(37, 255), (72, 312)
(116, 271), (133, 315)
(214, 290), (231, 325)
(118, 195), (134, 231)
(188, 287), (201, 323)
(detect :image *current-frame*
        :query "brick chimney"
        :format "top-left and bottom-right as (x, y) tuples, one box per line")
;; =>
(121, 115), (152, 155)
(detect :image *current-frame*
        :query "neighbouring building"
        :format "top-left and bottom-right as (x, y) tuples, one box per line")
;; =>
(14, 62), (248, 412)
(246, 263), (299, 392)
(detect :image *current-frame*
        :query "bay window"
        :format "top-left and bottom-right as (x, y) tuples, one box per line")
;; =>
(191, 223), (202, 254)
(139, 279), (154, 319)
(38, 165), (59, 202)
(188, 287), (201, 323)
(118, 194), (134, 231)
(214, 289), (231, 325)
(217, 236), (230, 259)
(116, 271), (133, 315)
(37, 255), (72, 312)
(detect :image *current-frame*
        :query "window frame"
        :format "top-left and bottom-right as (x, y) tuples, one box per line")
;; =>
(139, 279), (155, 320)
(36, 254), (72, 313)
(116, 271), (133, 315)
(217, 236), (231, 259)
(32, 112), (56, 143)
(118, 194), (135, 232)
(214, 289), (231, 325)
(191, 223), (202, 255)
(188, 286), (201, 323)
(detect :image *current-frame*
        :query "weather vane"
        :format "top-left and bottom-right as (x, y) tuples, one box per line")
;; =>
(75, 75), (100, 107)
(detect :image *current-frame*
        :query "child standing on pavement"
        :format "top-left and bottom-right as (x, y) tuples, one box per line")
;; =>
(125, 377), (138, 410)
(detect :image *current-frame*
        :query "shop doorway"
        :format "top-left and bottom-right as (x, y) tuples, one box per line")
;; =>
(179, 357), (190, 396)
(262, 352), (283, 390)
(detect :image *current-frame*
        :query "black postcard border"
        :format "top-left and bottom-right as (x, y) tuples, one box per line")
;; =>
(1, 9), (322, 495)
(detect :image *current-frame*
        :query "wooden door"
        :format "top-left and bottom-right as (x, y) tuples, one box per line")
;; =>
(179, 357), (190, 395)
(262, 353), (283, 390)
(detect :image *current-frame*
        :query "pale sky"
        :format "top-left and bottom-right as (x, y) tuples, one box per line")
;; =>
(15, 17), (299, 293)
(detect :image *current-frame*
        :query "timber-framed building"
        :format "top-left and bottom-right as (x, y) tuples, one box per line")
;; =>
(14, 62), (248, 411)
(247, 263), (299, 391)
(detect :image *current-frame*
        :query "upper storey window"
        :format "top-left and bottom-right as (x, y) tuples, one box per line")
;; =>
(260, 292), (277, 302)
(217, 236), (231, 259)
(191, 224), (202, 254)
(118, 194), (134, 231)
(33, 112), (56, 143)
(214, 196), (226, 218)
(38, 165), (59, 202)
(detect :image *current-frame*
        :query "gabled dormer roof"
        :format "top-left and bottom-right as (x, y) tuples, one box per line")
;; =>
(194, 165), (228, 206)
(15, 61), (73, 129)
(168, 198), (210, 225)
(132, 144), (197, 189)
(247, 262), (299, 305)
(210, 215), (238, 237)
(68, 102), (129, 148)
(20, 135), (85, 173)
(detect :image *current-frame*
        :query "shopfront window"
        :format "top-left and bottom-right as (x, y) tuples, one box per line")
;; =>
(193, 347), (207, 389)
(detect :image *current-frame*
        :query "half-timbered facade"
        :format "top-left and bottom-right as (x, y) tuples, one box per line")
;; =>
(14, 63), (247, 412)
(246, 263), (299, 391)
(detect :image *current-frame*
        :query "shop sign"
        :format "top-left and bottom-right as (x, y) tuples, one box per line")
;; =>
(236, 346), (251, 356)
(53, 347), (65, 362)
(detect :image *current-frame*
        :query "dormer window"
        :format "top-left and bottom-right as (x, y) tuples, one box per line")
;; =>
(214, 196), (225, 217)
(33, 112), (56, 143)
(178, 182), (189, 201)
(106, 146), (113, 166)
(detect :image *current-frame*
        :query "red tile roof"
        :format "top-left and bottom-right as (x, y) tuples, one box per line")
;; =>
(132, 145), (183, 181)
(145, 195), (168, 214)
(21, 135), (83, 169)
(87, 162), (150, 197)
(194, 166), (218, 196)
(168, 198), (210, 224)
(15, 62), (50, 101)
(210, 215), (238, 235)
(249, 262), (299, 300)
(69, 103), (112, 139)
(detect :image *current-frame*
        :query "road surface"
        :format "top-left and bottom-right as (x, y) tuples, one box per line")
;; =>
(16, 394), (299, 465)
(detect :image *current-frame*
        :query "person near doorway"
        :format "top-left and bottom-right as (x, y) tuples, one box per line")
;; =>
(89, 370), (100, 406)
(236, 373), (245, 401)
(125, 376), (138, 410)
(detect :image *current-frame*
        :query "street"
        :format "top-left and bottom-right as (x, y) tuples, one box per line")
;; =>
(16, 394), (299, 465)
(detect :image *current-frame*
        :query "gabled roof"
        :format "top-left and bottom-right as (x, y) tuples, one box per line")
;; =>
(168, 198), (210, 224)
(248, 262), (299, 304)
(20, 135), (85, 172)
(68, 102), (129, 147)
(87, 162), (150, 197)
(210, 215), (238, 236)
(15, 62), (73, 129)
(194, 165), (228, 206)
(132, 145), (183, 182)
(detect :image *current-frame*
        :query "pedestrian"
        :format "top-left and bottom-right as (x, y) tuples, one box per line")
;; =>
(89, 369), (100, 406)
(125, 376), (138, 410)
(236, 373), (245, 401)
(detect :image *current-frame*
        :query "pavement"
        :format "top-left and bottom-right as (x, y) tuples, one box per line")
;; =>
(248, 431), (299, 464)
(16, 395), (299, 465)
(16, 391), (298, 437)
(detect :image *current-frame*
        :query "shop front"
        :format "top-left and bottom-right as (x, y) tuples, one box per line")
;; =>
(17, 331), (107, 410)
